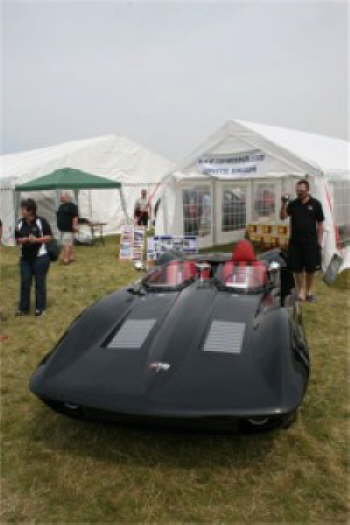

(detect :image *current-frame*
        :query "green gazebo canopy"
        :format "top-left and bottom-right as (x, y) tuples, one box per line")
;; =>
(15, 167), (121, 191)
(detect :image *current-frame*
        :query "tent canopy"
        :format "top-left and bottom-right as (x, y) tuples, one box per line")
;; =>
(0, 134), (174, 244)
(156, 119), (350, 272)
(175, 120), (350, 180)
(15, 167), (121, 191)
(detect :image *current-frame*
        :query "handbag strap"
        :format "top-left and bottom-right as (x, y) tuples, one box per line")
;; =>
(36, 217), (43, 236)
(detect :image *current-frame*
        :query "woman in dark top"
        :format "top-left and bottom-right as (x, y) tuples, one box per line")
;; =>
(15, 199), (53, 316)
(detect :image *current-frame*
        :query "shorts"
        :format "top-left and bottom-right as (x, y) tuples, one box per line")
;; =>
(287, 240), (321, 273)
(60, 232), (75, 246)
(137, 212), (148, 226)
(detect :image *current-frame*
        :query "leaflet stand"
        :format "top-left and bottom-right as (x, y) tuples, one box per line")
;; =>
(119, 224), (146, 263)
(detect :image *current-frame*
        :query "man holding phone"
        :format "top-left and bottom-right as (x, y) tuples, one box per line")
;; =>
(280, 179), (324, 302)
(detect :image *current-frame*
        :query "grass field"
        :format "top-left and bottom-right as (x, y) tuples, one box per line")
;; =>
(1, 236), (349, 523)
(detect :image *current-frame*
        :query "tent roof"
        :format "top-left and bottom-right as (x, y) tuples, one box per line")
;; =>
(1, 134), (174, 185)
(236, 120), (350, 173)
(177, 120), (350, 177)
(15, 168), (121, 191)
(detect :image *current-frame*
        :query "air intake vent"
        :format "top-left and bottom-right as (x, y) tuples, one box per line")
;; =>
(107, 319), (156, 349)
(203, 321), (245, 354)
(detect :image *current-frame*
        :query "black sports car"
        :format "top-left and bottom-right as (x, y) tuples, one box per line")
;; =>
(30, 241), (310, 432)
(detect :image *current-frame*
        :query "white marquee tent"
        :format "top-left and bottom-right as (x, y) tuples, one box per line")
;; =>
(0, 134), (174, 245)
(155, 120), (350, 271)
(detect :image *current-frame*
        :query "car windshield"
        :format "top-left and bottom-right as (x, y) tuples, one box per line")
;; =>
(143, 260), (197, 289)
(217, 262), (268, 291)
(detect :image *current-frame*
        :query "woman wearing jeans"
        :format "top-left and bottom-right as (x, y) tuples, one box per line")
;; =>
(15, 199), (52, 317)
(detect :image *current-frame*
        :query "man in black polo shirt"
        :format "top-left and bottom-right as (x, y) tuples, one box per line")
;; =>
(57, 192), (79, 264)
(280, 179), (324, 302)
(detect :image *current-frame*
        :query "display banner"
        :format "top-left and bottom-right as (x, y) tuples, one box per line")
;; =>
(197, 149), (265, 176)
(147, 235), (198, 261)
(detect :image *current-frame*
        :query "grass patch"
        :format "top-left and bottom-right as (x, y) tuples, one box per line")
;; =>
(1, 236), (349, 523)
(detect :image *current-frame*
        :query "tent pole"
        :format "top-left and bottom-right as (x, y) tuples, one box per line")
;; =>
(13, 190), (21, 244)
(88, 190), (92, 219)
(119, 187), (131, 224)
(55, 190), (60, 209)
(14, 190), (20, 218)
(54, 190), (60, 237)
(211, 179), (216, 246)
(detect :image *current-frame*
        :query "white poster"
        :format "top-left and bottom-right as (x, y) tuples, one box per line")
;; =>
(119, 225), (146, 261)
(147, 235), (198, 261)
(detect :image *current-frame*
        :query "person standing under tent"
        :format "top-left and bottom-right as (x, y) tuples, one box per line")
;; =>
(280, 179), (324, 302)
(15, 199), (52, 316)
(134, 189), (150, 226)
(57, 192), (79, 265)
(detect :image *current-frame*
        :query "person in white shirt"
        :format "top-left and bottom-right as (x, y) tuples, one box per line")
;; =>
(134, 189), (150, 226)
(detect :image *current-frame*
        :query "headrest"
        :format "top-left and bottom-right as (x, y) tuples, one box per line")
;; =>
(232, 239), (256, 262)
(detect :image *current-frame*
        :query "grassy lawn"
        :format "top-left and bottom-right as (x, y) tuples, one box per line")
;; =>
(1, 235), (349, 523)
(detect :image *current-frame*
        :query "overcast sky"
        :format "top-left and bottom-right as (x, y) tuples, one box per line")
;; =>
(2, 0), (349, 161)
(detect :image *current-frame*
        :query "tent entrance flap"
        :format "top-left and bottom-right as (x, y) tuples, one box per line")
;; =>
(180, 181), (213, 248)
(215, 181), (249, 246)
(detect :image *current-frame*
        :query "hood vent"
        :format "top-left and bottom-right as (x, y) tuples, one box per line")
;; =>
(203, 321), (246, 354)
(107, 319), (156, 350)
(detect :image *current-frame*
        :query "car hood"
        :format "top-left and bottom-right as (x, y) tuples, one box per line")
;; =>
(30, 281), (308, 417)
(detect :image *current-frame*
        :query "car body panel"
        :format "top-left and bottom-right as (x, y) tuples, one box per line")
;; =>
(30, 254), (309, 428)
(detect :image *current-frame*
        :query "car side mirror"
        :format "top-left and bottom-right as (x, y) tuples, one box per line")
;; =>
(268, 261), (281, 272)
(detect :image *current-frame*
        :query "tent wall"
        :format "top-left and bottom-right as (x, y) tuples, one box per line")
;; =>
(0, 187), (16, 246)
(155, 118), (346, 272)
(1, 182), (168, 246)
(155, 173), (338, 270)
(327, 177), (350, 244)
(1, 184), (162, 246)
(0, 135), (174, 245)
(156, 175), (299, 248)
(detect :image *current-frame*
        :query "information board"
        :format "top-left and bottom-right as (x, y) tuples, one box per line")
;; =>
(119, 225), (146, 261)
(147, 235), (198, 261)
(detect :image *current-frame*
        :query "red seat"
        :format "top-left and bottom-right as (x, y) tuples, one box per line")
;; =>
(222, 260), (235, 283)
(221, 240), (267, 287)
(165, 261), (180, 286)
(165, 260), (197, 285)
(183, 261), (197, 280)
(232, 239), (256, 263)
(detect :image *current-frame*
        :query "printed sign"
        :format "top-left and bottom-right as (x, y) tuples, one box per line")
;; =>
(147, 235), (198, 261)
(197, 149), (265, 176)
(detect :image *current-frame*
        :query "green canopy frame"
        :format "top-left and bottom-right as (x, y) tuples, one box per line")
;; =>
(15, 167), (121, 191)
(14, 167), (129, 229)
